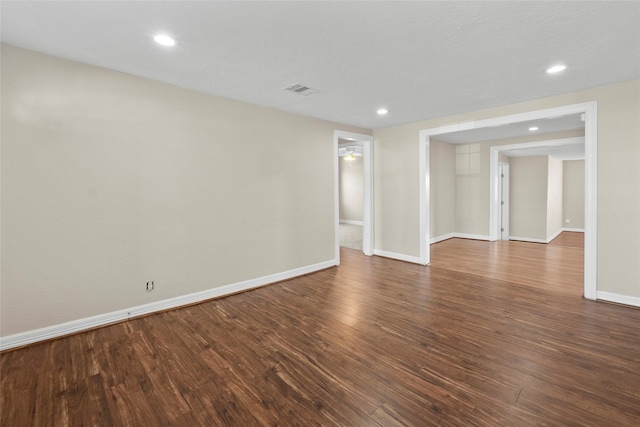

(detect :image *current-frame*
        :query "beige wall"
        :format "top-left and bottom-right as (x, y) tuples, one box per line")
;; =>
(563, 160), (585, 229)
(429, 139), (456, 238)
(0, 45), (369, 337)
(547, 156), (564, 240)
(339, 156), (364, 222)
(374, 78), (640, 298)
(454, 144), (482, 235)
(510, 157), (549, 240)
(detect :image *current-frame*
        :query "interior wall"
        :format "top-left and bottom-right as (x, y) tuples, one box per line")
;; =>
(373, 78), (640, 298)
(546, 156), (564, 240)
(429, 139), (456, 238)
(454, 144), (482, 235)
(338, 156), (364, 222)
(563, 160), (585, 229)
(509, 156), (549, 241)
(0, 44), (369, 337)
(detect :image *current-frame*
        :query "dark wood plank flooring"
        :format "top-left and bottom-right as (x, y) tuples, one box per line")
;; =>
(2, 235), (639, 426)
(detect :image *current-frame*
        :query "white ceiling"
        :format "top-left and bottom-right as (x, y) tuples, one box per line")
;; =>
(2, 1), (639, 129)
(434, 114), (585, 144)
(502, 141), (585, 161)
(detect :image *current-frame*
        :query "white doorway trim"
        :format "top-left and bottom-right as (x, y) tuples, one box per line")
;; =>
(498, 163), (510, 240)
(334, 130), (374, 265)
(419, 101), (597, 300)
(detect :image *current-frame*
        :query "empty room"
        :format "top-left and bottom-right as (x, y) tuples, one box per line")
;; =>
(1, 2), (639, 426)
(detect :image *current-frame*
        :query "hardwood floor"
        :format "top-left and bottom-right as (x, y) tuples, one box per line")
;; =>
(2, 235), (639, 426)
(430, 234), (584, 297)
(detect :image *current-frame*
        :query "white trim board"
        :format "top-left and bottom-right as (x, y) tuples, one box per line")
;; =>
(510, 228), (581, 244)
(373, 249), (422, 265)
(434, 229), (581, 245)
(420, 101), (597, 301)
(0, 259), (335, 352)
(430, 233), (456, 244)
(596, 291), (640, 308)
(548, 227), (564, 243)
(509, 236), (551, 244)
(431, 233), (490, 244)
(339, 219), (364, 226)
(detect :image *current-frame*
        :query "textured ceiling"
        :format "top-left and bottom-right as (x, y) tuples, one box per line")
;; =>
(502, 142), (585, 161)
(2, 1), (639, 129)
(434, 114), (584, 144)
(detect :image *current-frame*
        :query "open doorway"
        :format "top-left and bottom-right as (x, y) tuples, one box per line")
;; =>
(338, 141), (365, 251)
(419, 102), (597, 300)
(491, 136), (585, 243)
(334, 131), (374, 265)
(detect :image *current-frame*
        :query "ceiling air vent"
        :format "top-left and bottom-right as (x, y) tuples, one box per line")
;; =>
(283, 83), (318, 96)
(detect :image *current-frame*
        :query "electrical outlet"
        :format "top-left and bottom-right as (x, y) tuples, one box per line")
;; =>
(146, 281), (154, 292)
(565, 219), (570, 224)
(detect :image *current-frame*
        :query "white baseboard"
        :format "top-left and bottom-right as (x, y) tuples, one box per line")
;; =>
(430, 233), (456, 244)
(596, 291), (640, 308)
(509, 236), (548, 244)
(430, 233), (490, 244)
(373, 249), (421, 264)
(339, 219), (363, 226)
(453, 233), (491, 241)
(510, 227), (583, 244)
(547, 228), (564, 243)
(0, 259), (336, 352)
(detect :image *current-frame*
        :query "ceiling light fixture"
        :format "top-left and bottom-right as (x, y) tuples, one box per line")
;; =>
(546, 64), (566, 74)
(529, 126), (539, 131)
(154, 34), (176, 47)
(377, 108), (388, 115)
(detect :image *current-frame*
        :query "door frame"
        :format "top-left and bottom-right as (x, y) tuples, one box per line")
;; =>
(334, 130), (374, 265)
(419, 101), (597, 300)
(498, 163), (510, 240)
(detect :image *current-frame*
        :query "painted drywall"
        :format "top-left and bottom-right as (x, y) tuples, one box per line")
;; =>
(454, 144), (482, 235)
(0, 44), (369, 337)
(563, 160), (585, 229)
(429, 139), (456, 238)
(373, 78), (640, 298)
(338, 156), (364, 222)
(510, 156), (549, 240)
(546, 156), (564, 240)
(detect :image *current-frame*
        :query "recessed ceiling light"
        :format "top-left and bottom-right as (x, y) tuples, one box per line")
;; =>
(546, 64), (566, 74)
(154, 34), (176, 47)
(529, 126), (539, 131)
(377, 108), (388, 115)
